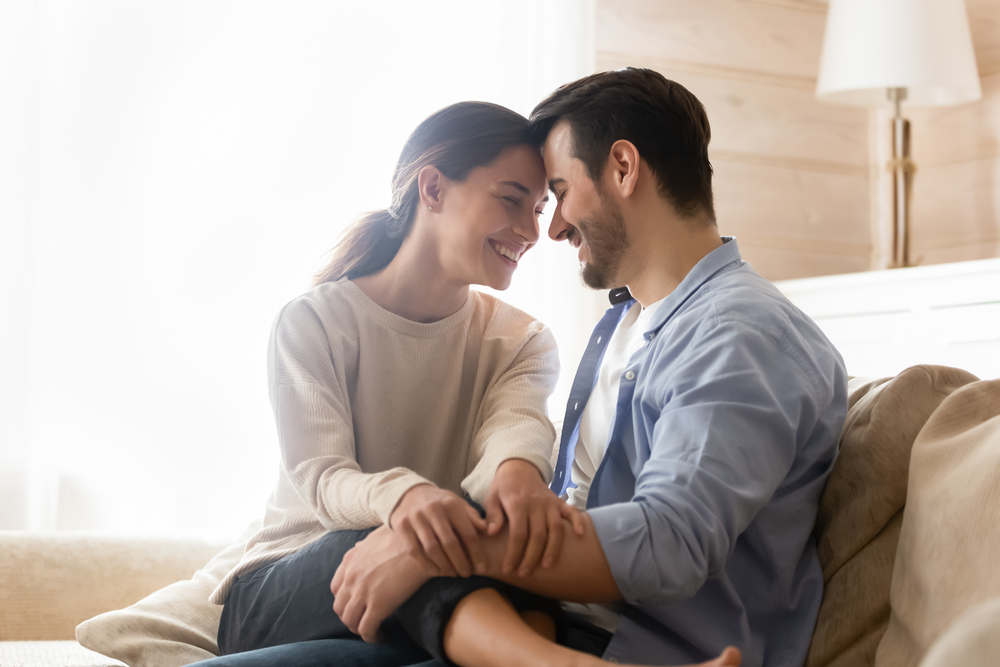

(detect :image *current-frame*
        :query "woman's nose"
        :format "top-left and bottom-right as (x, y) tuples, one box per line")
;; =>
(515, 209), (540, 243)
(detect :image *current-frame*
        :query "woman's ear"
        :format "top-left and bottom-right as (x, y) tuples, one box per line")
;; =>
(607, 139), (640, 198)
(417, 165), (445, 212)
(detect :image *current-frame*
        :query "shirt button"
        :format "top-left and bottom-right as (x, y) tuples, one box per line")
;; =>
(596, 336), (602, 344)
(574, 402), (579, 410)
(625, 371), (635, 380)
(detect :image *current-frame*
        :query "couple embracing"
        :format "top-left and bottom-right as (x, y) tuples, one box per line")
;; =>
(189, 68), (848, 667)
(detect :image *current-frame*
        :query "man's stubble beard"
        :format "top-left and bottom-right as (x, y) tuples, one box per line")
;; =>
(577, 191), (629, 290)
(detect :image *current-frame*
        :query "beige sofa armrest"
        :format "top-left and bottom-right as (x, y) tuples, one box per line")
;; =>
(0, 532), (228, 641)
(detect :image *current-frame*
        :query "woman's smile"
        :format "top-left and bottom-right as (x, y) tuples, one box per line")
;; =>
(489, 239), (524, 265)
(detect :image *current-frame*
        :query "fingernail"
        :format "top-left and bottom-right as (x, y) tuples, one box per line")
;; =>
(476, 562), (486, 573)
(519, 568), (529, 578)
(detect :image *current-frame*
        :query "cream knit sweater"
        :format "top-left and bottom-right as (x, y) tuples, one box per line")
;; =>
(211, 279), (559, 604)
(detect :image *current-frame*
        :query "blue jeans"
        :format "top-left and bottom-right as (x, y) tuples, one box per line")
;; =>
(185, 615), (613, 667)
(184, 638), (440, 667)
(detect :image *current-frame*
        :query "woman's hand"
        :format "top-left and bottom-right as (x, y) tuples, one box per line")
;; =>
(389, 484), (488, 578)
(484, 458), (585, 578)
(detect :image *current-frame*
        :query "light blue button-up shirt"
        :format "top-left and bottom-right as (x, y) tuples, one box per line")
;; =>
(551, 238), (847, 667)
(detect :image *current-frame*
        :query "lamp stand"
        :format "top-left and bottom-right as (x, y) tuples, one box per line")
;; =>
(887, 87), (916, 268)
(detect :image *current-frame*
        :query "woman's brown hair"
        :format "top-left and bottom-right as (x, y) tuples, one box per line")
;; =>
(313, 102), (532, 285)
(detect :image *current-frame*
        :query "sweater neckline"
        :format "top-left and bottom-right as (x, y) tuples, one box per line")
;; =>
(340, 279), (476, 337)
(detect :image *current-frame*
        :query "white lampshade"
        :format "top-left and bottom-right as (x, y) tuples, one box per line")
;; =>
(817, 0), (982, 107)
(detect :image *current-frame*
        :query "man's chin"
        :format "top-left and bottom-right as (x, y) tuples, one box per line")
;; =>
(581, 263), (614, 290)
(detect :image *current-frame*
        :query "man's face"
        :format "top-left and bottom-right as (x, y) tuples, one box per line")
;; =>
(542, 121), (629, 290)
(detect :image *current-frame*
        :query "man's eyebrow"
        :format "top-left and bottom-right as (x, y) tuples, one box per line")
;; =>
(499, 180), (530, 195)
(548, 177), (566, 192)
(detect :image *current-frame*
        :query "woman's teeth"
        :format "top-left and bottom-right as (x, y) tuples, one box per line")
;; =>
(491, 241), (521, 263)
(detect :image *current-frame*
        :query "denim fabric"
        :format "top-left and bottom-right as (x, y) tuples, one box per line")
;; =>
(217, 528), (401, 654)
(185, 638), (430, 667)
(186, 613), (611, 667)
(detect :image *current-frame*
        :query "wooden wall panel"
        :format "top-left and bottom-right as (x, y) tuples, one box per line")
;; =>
(597, 53), (869, 169)
(738, 246), (870, 282)
(596, 0), (827, 81)
(968, 0), (1000, 76)
(596, 0), (872, 280)
(908, 72), (1000, 168)
(910, 156), (1000, 257)
(712, 161), (869, 247)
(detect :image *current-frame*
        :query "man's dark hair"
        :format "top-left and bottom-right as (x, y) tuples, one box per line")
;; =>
(529, 67), (715, 223)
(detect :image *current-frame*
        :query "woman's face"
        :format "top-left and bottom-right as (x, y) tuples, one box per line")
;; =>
(435, 145), (548, 291)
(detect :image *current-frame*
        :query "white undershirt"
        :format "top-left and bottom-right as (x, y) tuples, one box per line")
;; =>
(566, 297), (665, 510)
(562, 295), (665, 633)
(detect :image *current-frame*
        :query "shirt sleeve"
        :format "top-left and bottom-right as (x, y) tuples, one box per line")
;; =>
(587, 320), (821, 606)
(269, 296), (433, 530)
(461, 324), (560, 504)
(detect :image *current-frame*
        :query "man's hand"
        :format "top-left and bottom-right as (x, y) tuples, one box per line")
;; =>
(389, 484), (487, 578)
(483, 458), (584, 578)
(330, 525), (433, 643)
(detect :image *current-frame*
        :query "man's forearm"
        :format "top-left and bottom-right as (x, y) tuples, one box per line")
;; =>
(475, 512), (621, 603)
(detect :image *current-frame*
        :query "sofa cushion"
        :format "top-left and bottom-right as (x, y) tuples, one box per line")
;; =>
(0, 640), (126, 667)
(917, 597), (1000, 667)
(805, 365), (979, 667)
(875, 379), (1000, 667)
(0, 532), (228, 642)
(76, 523), (256, 667)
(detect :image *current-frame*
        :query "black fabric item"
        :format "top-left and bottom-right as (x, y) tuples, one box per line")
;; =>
(396, 575), (570, 667)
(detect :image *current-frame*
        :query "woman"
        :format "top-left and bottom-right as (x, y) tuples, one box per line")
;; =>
(194, 102), (740, 667)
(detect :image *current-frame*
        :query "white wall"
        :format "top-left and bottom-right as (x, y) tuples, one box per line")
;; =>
(0, 0), (604, 538)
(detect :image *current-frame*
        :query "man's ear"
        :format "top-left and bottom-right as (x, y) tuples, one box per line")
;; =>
(606, 140), (640, 198)
(417, 165), (446, 212)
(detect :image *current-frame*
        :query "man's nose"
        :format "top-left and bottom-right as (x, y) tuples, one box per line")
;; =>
(548, 202), (571, 242)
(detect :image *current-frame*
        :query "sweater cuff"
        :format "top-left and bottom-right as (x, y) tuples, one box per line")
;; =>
(462, 447), (555, 506)
(370, 471), (437, 527)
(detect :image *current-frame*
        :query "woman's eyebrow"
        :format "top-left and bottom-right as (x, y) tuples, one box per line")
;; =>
(499, 180), (530, 195)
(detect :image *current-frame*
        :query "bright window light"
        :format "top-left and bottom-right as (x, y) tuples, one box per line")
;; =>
(1, 0), (601, 538)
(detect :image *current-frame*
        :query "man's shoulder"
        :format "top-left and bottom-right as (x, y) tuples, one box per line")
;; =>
(690, 264), (827, 347)
(652, 264), (845, 402)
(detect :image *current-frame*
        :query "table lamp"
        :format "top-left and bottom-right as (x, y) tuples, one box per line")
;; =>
(816, 0), (981, 268)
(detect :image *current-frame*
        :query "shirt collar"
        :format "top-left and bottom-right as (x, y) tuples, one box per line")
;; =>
(641, 236), (743, 335)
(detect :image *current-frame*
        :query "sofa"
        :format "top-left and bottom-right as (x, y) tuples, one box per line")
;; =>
(2, 365), (999, 667)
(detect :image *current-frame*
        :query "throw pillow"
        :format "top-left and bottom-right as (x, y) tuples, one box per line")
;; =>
(805, 365), (978, 667)
(875, 379), (1000, 667)
(77, 521), (258, 667)
(918, 597), (1000, 667)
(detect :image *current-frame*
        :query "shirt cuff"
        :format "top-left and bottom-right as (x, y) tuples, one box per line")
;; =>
(587, 502), (661, 605)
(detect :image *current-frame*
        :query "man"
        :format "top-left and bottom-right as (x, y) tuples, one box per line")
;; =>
(333, 67), (846, 666)
(201, 68), (847, 667)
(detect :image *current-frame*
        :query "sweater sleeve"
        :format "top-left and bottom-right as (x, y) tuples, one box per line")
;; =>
(461, 324), (560, 504)
(269, 296), (433, 530)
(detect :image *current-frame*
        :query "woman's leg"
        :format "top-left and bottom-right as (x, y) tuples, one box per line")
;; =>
(219, 527), (425, 659)
(439, 588), (742, 667)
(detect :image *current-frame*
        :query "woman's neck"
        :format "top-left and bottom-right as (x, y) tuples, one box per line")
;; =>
(352, 235), (470, 324)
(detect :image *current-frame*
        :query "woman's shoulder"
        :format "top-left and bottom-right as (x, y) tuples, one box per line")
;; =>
(272, 279), (360, 336)
(470, 291), (553, 344)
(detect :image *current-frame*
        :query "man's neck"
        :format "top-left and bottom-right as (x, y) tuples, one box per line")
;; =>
(622, 210), (723, 308)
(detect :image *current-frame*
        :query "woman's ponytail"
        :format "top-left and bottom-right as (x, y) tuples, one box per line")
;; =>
(312, 101), (531, 286)
(311, 209), (400, 286)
